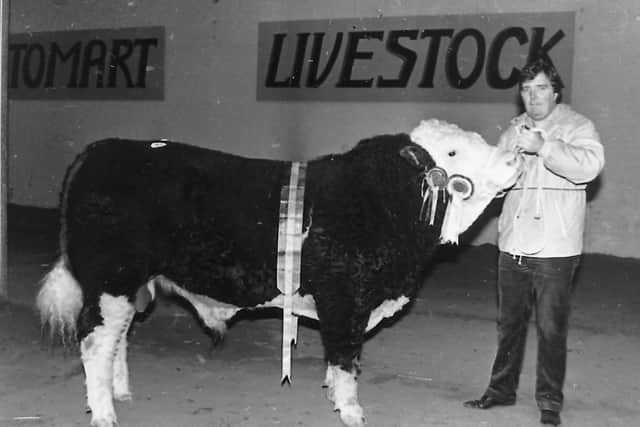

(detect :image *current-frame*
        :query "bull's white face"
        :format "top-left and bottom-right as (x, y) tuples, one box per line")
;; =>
(410, 119), (522, 243)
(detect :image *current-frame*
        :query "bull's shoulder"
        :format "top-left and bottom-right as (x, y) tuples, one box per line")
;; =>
(350, 133), (413, 155)
(303, 132), (434, 237)
(307, 133), (417, 177)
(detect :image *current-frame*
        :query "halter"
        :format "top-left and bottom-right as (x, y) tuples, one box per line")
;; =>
(420, 146), (506, 244)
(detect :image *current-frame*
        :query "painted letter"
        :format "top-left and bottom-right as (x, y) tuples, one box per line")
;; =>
(108, 39), (135, 88)
(527, 28), (565, 63)
(265, 33), (291, 88)
(377, 29), (419, 88)
(79, 40), (107, 88)
(290, 33), (310, 88)
(306, 32), (343, 88)
(133, 38), (158, 88)
(45, 41), (82, 88)
(486, 27), (527, 89)
(8, 44), (28, 88)
(445, 28), (485, 89)
(23, 44), (46, 88)
(417, 29), (453, 88)
(336, 31), (384, 88)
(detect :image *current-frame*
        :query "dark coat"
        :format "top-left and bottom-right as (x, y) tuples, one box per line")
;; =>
(62, 135), (444, 366)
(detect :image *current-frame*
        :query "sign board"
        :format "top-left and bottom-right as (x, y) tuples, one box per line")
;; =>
(257, 12), (574, 103)
(8, 26), (164, 100)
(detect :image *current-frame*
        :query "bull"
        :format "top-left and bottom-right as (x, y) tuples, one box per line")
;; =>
(36, 119), (522, 426)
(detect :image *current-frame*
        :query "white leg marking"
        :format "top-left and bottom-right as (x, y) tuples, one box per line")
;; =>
(324, 363), (335, 398)
(82, 294), (135, 427)
(112, 310), (134, 401)
(325, 364), (364, 427)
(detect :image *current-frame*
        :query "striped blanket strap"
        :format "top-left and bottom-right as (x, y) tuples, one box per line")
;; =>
(277, 161), (307, 384)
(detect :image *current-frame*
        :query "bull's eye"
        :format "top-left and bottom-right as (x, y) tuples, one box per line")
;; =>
(448, 150), (456, 157)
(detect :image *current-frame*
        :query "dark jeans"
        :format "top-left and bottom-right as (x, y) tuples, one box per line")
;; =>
(486, 251), (581, 412)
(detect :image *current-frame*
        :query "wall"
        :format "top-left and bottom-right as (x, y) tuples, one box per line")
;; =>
(7, 0), (640, 258)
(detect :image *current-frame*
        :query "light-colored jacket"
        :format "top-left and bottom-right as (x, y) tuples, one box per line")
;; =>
(497, 104), (605, 257)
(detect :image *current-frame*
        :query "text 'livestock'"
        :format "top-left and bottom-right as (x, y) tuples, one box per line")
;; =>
(257, 12), (574, 103)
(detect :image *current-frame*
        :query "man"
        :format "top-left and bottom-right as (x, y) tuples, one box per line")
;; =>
(463, 56), (604, 426)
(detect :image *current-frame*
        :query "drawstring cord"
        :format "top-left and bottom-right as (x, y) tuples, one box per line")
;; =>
(511, 123), (546, 255)
(534, 156), (544, 220)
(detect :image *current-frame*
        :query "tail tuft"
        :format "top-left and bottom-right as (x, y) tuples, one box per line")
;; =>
(36, 258), (83, 346)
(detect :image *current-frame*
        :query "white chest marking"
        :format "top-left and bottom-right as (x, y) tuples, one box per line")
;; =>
(258, 293), (410, 333)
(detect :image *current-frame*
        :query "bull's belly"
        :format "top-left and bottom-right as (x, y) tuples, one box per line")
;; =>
(150, 275), (409, 333)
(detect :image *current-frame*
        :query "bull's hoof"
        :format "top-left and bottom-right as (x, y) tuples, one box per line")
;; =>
(90, 415), (118, 427)
(113, 380), (132, 402)
(337, 404), (365, 427)
(323, 385), (335, 403)
(88, 405), (118, 427)
(113, 391), (132, 402)
(207, 329), (225, 349)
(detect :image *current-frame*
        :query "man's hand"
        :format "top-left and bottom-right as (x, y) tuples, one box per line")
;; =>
(516, 126), (546, 154)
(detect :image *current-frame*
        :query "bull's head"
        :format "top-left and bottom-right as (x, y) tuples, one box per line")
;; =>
(405, 118), (522, 244)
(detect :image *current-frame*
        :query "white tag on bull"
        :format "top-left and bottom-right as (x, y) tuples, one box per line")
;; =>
(277, 161), (307, 384)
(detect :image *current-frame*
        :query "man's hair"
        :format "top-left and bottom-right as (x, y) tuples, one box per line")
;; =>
(518, 56), (564, 98)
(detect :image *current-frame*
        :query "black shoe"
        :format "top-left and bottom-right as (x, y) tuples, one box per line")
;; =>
(540, 409), (561, 425)
(463, 394), (516, 409)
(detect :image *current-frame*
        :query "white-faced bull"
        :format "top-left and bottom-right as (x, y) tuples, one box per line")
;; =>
(36, 119), (522, 427)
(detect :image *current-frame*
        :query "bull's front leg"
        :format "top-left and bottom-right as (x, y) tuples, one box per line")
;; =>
(316, 296), (368, 427)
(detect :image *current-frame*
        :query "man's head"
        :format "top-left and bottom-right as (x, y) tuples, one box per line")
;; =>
(518, 57), (563, 122)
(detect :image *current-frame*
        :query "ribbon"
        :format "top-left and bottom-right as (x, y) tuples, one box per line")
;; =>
(277, 161), (307, 384)
(420, 166), (447, 225)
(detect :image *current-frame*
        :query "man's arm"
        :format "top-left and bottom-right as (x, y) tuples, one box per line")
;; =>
(537, 120), (605, 184)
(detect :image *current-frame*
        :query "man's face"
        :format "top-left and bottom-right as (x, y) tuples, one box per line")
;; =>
(520, 72), (557, 121)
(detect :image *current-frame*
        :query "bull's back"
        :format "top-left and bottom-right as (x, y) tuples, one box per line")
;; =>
(63, 139), (289, 304)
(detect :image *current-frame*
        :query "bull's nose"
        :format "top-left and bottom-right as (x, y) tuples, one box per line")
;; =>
(506, 155), (519, 167)
(495, 148), (523, 173)
(504, 152), (524, 173)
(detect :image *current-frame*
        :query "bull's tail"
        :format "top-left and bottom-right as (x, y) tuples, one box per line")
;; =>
(36, 257), (83, 345)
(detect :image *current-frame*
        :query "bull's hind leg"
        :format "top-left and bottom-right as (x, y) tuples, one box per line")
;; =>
(80, 293), (135, 427)
(112, 310), (135, 401)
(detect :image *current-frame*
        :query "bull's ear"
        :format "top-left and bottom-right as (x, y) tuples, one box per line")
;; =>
(399, 145), (429, 169)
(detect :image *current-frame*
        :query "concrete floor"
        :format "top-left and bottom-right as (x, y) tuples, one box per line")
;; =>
(1, 205), (640, 427)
